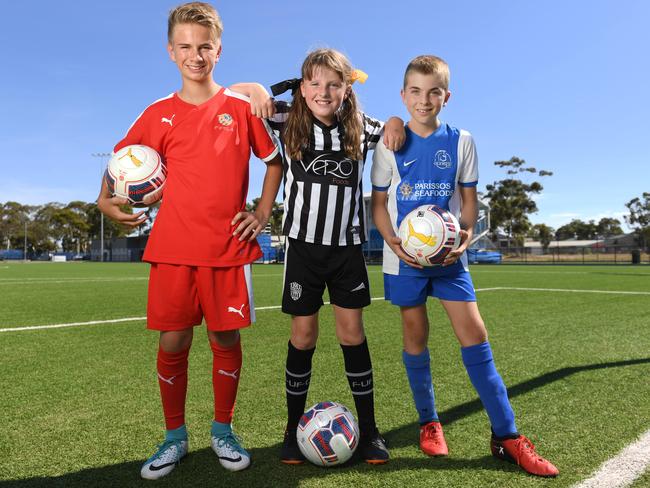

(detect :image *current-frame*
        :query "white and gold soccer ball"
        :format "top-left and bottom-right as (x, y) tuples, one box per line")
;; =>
(105, 145), (166, 206)
(398, 204), (462, 266)
(297, 402), (359, 466)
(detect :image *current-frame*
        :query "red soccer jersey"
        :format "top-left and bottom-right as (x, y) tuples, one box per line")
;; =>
(114, 88), (279, 266)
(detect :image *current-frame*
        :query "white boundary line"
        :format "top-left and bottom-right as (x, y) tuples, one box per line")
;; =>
(481, 286), (650, 296)
(571, 428), (650, 488)
(2, 287), (649, 333)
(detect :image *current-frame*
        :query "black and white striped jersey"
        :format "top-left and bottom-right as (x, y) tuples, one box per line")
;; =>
(268, 101), (384, 246)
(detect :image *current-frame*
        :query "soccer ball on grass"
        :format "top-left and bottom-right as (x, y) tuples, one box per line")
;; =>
(297, 402), (359, 466)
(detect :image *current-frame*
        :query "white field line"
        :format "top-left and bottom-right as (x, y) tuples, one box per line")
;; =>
(2, 286), (648, 333)
(0, 277), (148, 285)
(572, 428), (650, 488)
(483, 286), (650, 296)
(0, 298), (387, 333)
(0, 268), (385, 284)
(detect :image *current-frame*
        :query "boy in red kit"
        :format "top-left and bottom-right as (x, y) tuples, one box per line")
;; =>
(97, 2), (282, 479)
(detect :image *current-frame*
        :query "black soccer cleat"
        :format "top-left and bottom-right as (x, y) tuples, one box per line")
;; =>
(280, 428), (305, 465)
(358, 428), (390, 464)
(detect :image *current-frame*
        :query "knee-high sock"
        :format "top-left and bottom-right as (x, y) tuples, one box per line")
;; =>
(157, 346), (190, 431)
(285, 340), (315, 430)
(211, 337), (242, 424)
(403, 348), (438, 424)
(461, 341), (517, 437)
(341, 339), (376, 434)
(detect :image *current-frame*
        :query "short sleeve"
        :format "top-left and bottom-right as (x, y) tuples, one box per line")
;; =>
(458, 130), (478, 187)
(113, 109), (150, 154)
(361, 113), (384, 151)
(371, 141), (395, 191)
(248, 110), (280, 162)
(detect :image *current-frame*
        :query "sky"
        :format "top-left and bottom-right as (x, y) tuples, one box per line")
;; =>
(0, 0), (647, 232)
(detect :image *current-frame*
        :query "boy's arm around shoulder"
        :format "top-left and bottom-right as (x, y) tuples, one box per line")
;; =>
(229, 82), (276, 119)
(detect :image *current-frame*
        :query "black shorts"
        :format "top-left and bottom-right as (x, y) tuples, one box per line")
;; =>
(282, 238), (371, 316)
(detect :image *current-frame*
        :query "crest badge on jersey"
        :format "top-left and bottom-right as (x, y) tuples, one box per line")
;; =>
(290, 282), (303, 301)
(399, 182), (413, 198)
(434, 150), (452, 169)
(218, 113), (233, 126)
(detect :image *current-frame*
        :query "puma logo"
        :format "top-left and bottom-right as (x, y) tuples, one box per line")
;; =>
(161, 114), (175, 126)
(218, 369), (239, 379)
(227, 304), (245, 318)
(118, 147), (143, 167)
(157, 373), (175, 385)
(407, 220), (437, 246)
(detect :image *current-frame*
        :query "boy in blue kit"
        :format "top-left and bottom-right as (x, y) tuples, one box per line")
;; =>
(370, 55), (559, 477)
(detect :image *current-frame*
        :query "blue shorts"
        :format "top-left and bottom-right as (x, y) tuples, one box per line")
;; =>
(384, 270), (476, 306)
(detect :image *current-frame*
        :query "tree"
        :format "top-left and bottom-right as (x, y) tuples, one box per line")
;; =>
(555, 219), (599, 240)
(596, 217), (623, 238)
(0, 202), (32, 249)
(485, 156), (552, 247)
(528, 223), (555, 250)
(625, 192), (650, 250)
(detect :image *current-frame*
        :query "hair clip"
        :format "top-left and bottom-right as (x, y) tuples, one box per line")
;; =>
(350, 69), (368, 84)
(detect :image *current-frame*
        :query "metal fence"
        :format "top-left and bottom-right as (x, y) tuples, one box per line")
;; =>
(496, 246), (649, 265)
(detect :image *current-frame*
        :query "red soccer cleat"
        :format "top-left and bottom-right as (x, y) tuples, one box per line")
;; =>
(419, 421), (449, 456)
(491, 434), (559, 477)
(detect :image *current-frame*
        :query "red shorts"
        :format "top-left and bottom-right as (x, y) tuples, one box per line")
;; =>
(147, 263), (255, 331)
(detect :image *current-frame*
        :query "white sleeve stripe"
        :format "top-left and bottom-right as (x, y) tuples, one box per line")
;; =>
(261, 146), (279, 162)
(223, 88), (251, 103)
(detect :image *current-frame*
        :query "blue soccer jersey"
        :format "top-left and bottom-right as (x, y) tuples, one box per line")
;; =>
(371, 122), (478, 276)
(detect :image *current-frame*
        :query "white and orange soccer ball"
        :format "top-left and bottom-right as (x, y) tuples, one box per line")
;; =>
(297, 402), (359, 466)
(105, 145), (166, 206)
(398, 204), (462, 266)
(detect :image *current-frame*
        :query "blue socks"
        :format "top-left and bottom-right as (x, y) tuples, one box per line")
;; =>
(403, 348), (438, 424)
(461, 341), (517, 437)
(211, 420), (232, 438)
(165, 424), (188, 441)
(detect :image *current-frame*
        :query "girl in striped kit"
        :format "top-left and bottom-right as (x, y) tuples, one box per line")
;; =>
(236, 48), (404, 464)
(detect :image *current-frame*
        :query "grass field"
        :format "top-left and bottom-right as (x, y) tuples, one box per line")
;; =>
(1, 262), (649, 487)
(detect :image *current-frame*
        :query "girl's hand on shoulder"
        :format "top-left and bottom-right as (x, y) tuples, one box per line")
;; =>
(383, 116), (406, 151)
(231, 210), (268, 242)
(442, 229), (469, 266)
(388, 235), (423, 269)
(248, 84), (276, 119)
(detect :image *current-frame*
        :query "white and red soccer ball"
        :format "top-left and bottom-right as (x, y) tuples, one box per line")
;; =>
(297, 401), (359, 466)
(398, 204), (462, 266)
(105, 145), (166, 206)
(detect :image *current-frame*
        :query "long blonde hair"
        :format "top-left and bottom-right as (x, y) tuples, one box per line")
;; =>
(284, 49), (363, 161)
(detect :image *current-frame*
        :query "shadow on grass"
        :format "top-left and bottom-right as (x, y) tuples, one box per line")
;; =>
(3, 357), (648, 488)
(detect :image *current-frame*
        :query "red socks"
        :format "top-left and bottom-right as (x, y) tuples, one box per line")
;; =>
(157, 346), (190, 430)
(210, 338), (242, 424)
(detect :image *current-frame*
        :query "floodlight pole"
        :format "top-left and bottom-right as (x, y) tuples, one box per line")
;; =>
(92, 153), (111, 262)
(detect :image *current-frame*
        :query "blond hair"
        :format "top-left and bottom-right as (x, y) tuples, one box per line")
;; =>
(168, 2), (223, 42)
(403, 55), (450, 90)
(284, 49), (363, 161)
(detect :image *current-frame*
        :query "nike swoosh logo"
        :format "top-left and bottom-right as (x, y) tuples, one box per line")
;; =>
(404, 159), (417, 167)
(149, 461), (176, 471)
(218, 455), (243, 462)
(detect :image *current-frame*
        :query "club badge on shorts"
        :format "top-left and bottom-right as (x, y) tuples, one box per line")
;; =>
(290, 282), (302, 301)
